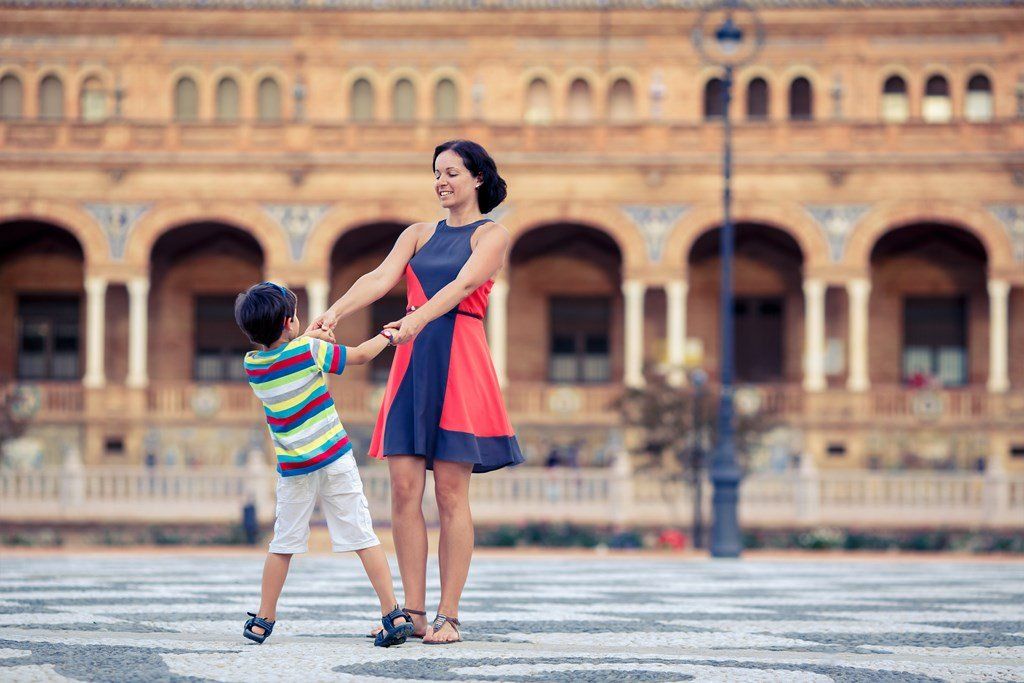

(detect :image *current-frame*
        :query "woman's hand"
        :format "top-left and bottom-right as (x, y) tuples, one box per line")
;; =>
(305, 310), (338, 336)
(383, 311), (425, 345)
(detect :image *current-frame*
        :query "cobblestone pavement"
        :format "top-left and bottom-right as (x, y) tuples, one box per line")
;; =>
(0, 553), (1021, 682)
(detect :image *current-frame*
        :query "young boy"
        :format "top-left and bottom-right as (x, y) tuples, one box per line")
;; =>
(233, 281), (412, 647)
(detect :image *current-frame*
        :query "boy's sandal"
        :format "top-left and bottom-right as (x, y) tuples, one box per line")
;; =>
(422, 614), (461, 645)
(373, 605), (416, 648)
(367, 607), (426, 639)
(243, 612), (275, 644)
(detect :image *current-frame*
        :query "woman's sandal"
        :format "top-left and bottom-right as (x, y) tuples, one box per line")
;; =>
(422, 614), (462, 645)
(367, 608), (426, 639)
(373, 605), (416, 648)
(243, 612), (275, 644)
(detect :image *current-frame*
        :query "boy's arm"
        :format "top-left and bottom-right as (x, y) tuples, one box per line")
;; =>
(343, 330), (395, 366)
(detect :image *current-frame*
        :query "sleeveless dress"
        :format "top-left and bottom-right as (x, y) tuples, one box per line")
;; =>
(368, 218), (525, 473)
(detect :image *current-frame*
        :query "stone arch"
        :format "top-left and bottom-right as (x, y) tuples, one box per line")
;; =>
(665, 201), (831, 274)
(502, 204), (645, 271)
(842, 201), (1015, 274)
(124, 202), (291, 272)
(304, 202), (438, 274)
(0, 199), (108, 267)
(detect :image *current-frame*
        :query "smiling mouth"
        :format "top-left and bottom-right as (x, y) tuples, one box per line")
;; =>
(438, 190), (453, 198)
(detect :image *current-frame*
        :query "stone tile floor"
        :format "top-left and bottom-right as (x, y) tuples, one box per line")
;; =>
(0, 552), (1021, 682)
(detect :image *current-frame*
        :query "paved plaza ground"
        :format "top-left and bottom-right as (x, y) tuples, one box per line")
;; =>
(0, 551), (1021, 682)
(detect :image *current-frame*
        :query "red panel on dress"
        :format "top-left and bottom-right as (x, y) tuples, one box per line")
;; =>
(439, 314), (514, 437)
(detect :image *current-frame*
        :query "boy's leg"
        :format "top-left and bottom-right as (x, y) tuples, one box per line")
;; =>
(355, 544), (401, 615)
(252, 552), (292, 635)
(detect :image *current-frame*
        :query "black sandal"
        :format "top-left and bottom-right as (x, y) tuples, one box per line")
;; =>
(374, 605), (416, 648)
(243, 612), (275, 644)
(367, 607), (426, 639)
(422, 614), (461, 645)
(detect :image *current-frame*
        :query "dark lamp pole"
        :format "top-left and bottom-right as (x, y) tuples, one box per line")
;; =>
(691, 0), (763, 559)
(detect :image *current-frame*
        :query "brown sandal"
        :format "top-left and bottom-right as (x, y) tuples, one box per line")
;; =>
(422, 614), (461, 645)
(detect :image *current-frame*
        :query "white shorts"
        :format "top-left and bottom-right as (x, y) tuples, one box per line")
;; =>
(268, 455), (380, 554)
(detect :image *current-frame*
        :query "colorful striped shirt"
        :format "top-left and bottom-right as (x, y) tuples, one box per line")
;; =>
(243, 336), (350, 477)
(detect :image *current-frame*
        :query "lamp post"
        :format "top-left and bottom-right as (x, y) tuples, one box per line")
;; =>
(692, 0), (763, 558)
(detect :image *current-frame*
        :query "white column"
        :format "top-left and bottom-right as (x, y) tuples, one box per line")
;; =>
(666, 279), (688, 386)
(622, 279), (647, 388)
(83, 276), (108, 389)
(802, 277), (827, 392)
(306, 278), (330, 321)
(846, 277), (871, 392)
(126, 277), (150, 389)
(987, 279), (1010, 393)
(487, 277), (509, 388)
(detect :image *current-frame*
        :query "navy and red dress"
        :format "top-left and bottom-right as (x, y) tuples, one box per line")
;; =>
(368, 218), (525, 473)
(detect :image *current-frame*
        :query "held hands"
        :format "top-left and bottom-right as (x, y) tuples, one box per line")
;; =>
(304, 310), (339, 337)
(305, 326), (336, 343)
(382, 306), (423, 345)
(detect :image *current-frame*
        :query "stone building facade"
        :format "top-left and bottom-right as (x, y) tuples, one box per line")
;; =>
(1, 0), (1022, 472)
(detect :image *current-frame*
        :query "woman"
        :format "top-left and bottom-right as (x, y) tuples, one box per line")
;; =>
(307, 139), (524, 644)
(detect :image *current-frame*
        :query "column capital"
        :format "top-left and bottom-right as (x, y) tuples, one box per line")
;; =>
(846, 277), (871, 295)
(621, 279), (648, 297)
(802, 277), (826, 297)
(127, 276), (150, 295)
(84, 275), (109, 293)
(987, 278), (1011, 299)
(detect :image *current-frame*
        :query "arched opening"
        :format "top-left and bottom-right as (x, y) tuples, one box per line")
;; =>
(923, 74), (951, 123)
(38, 75), (64, 120)
(329, 223), (408, 386)
(174, 77), (199, 122)
(149, 223), (264, 383)
(510, 224), (623, 385)
(434, 78), (458, 122)
(567, 78), (593, 123)
(881, 75), (909, 123)
(524, 78), (553, 124)
(0, 221), (86, 383)
(746, 77), (769, 120)
(869, 223), (988, 390)
(216, 77), (239, 122)
(392, 78), (416, 122)
(688, 224), (805, 383)
(788, 77), (813, 121)
(0, 74), (23, 119)
(350, 78), (374, 122)
(257, 77), (281, 122)
(965, 73), (993, 122)
(703, 78), (724, 119)
(79, 76), (107, 122)
(607, 78), (636, 123)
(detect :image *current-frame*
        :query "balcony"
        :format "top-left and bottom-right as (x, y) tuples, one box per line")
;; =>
(3, 380), (1023, 428)
(1, 119), (1019, 160)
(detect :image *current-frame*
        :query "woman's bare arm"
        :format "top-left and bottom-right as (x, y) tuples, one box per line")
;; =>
(384, 223), (510, 344)
(306, 223), (425, 333)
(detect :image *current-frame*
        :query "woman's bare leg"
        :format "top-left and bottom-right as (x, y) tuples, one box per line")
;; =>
(424, 460), (473, 644)
(372, 455), (429, 637)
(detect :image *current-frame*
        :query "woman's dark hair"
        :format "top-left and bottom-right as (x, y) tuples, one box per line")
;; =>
(234, 282), (297, 347)
(432, 139), (507, 214)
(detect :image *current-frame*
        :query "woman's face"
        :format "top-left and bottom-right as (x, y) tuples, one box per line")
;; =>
(434, 149), (479, 212)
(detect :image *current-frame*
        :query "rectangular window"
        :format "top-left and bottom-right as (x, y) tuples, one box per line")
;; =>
(370, 296), (406, 384)
(734, 297), (784, 383)
(903, 297), (967, 387)
(194, 296), (253, 382)
(548, 297), (611, 383)
(17, 296), (81, 380)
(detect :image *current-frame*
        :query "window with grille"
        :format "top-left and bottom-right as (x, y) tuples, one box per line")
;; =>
(549, 297), (611, 383)
(194, 296), (254, 382)
(17, 296), (81, 380)
(903, 297), (967, 386)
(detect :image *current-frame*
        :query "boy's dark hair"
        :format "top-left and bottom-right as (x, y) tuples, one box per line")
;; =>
(432, 139), (507, 214)
(234, 282), (297, 347)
